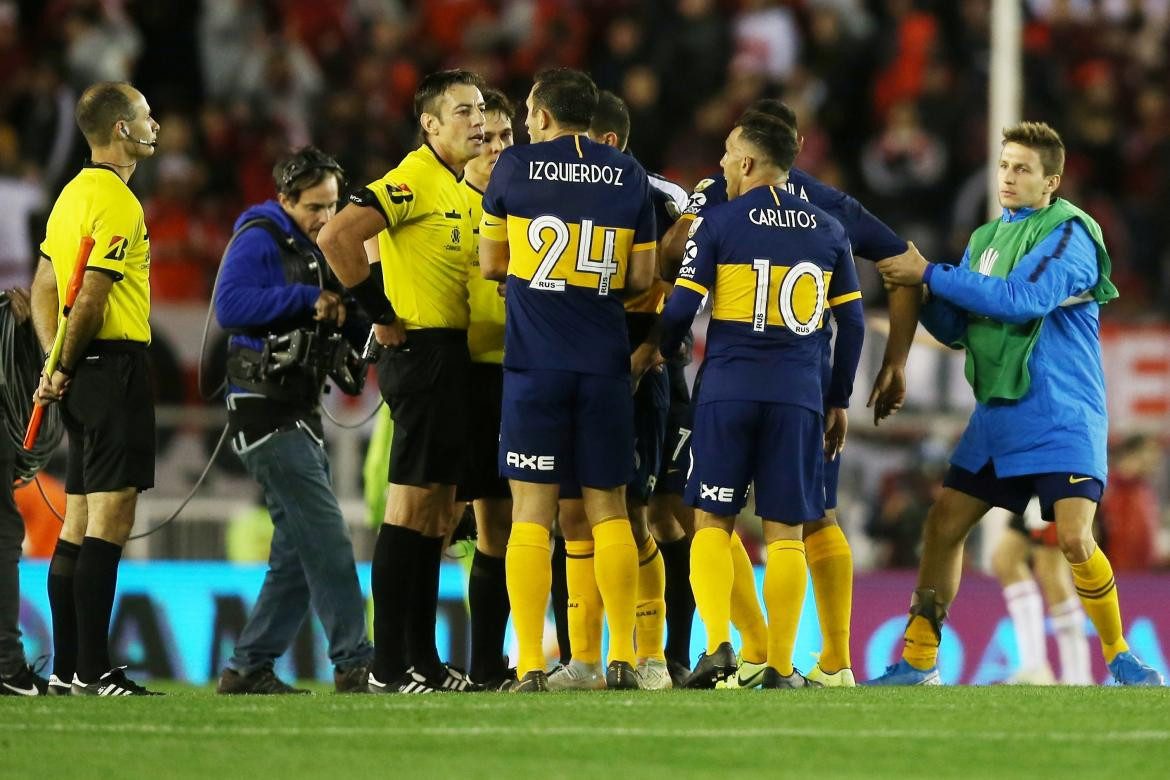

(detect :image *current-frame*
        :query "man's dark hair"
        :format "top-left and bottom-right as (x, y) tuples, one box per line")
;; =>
(482, 88), (514, 120)
(1002, 121), (1065, 176)
(273, 146), (345, 202)
(589, 90), (630, 149)
(747, 98), (798, 132)
(75, 82), (136, 147)
(532, 68), (598, 131)
(735, 111), (799, 172)
(413, 69), (485, 122)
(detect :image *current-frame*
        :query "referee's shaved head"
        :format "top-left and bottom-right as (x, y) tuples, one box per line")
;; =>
(76, 82), (138, 147)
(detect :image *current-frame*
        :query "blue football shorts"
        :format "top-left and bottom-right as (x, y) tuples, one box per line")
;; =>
(500, 367), (634, 489)
(943, 460), (1104, 521)
(684, 400), (824, 525)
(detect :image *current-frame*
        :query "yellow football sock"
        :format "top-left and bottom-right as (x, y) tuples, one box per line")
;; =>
(690, 527), (733, 653)
(902, 615), (940, 671)
(1070, 547), (1129, 663)
(730, 531), (768, 664)
(635, 535), (666, 661)
(805, 525), (853, 672)
(593, 518), (638, 666)
(565, 540), (604, 665)
(505, 521), (551, 676)
(764, 540), (806, 677)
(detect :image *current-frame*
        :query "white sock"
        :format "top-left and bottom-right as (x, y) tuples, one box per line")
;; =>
(1003, 580), (1047, 672)
(1050, 598), (1093, 685)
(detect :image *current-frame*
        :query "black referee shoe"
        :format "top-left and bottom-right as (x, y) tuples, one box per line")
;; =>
(368, 669), (435, 694)
(682, 642), (737, 689)
(72, 668), (163, 696)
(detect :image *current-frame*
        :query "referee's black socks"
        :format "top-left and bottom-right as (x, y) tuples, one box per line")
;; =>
(371, 524), (421, 681)
(659, 536), (695, 669)
(47, 538), (81, 682)
(406, 535), (444, 675)
(468, 549), (509, 682)
(73, 536), (122, 683)
(550, 535), (571, 665)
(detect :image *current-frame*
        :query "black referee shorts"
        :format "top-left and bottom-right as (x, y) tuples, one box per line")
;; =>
(376, 328), (470, 487)
(455, 361), (509, 502)
(62, 340), (155, 494)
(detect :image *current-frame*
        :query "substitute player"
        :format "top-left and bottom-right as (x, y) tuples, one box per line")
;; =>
(318, 70), (485, 694)
(479, 68), (656, 692)
(30, 82), (161, 696)
(869, 122), (1161, 686)
(459, 88), (516, 690)
(660, 99), (899, 687)
(658, 111), (863, 689)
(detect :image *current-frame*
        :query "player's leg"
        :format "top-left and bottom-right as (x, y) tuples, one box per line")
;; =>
(1045, 479), (1162, 685)
(547, 496), (606, 691)
(756, 403), (824, 689)
(0, 433), (45, 695)
(866, 465), (999, 685)
(648, 493), (692, 684)
(728, 527), (768, 676)
(990, 520), (1053, 684)
(1033, 543), (1092, 684)
(802, 445), (854, 685)
(468, 497), (513, 688)
(499, 368), (574, 692)
(680, 399), (754, 689)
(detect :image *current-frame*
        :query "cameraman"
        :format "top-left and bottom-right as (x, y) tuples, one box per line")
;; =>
(213, 147), (373, 694)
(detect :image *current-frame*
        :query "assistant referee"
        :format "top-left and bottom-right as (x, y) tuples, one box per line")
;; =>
(30, 82), (160, 697)
(319, 69), (486, 694)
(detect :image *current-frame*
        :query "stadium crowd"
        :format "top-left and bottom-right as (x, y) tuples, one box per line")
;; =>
(1, 0), (1167, 574)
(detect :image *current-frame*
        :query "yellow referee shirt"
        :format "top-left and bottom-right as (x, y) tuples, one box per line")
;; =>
(462, 181), (504, 364)
(39, 163), (151, 343)
(360, 143), (475, 330)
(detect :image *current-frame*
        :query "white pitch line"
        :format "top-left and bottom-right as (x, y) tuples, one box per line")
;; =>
(7, 722), (1169, 743)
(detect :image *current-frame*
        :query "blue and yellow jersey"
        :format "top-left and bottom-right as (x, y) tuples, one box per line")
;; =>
(462, 181), (505, 363)
(39, 163), (151, 343)
(352, 143), (475, 330)
(480, 134), (656, 376)
(662, 184), (860, 411)
(682, 169), (907, 261)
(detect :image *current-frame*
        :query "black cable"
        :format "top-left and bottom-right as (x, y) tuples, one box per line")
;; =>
(0, 295), (64, 483)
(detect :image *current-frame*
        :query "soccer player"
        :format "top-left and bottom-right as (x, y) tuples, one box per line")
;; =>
(658, 111), (864, 689)
(479, 68), (656, 692)
(991, 506), (1092, 685)
(868, 121), (1162, 686)
(318, 69), (486, 694)
(31, 82), (162, 695)
(458, 88), (516, 690)
(548, 90), (687, 691)
(661, 99), (908, 687)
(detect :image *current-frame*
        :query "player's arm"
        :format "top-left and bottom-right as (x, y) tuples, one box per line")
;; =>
(478, 154), (513, 282)
(30, 256), (59, 352)
(824, 245), (864, 458)
(922, 222), (1099, 324)
(659, 221), (715, 360)
(916, 248), (969, 347)
(478, 233), (509, 282)
(659, 214), (692, 282)
(625, 178), (658, 296)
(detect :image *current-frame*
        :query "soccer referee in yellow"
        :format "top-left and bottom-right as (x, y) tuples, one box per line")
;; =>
(319, 69), (485, 694)
(30, 82), (161, 696)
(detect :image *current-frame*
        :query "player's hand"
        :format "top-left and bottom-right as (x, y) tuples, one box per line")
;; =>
(3, 287), (31, 323)
(630, 342), (663, 394)
(824, 406), (848, 461)
(34, 369), (70, 406)
(867, 363), (906, 425)
(314, 290), (346, 325)
(373, 318), (406, 348)
(496, 282), (507, 299)
(876, 242), (929, 287)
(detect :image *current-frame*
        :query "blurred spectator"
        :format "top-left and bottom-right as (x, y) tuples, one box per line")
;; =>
(865, 444), (948, 569)
(0, 123), (44, 288)
(1099, 435), (1164, 571)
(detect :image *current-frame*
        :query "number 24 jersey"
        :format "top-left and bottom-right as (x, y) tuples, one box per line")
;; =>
(480, 134), (656, 377)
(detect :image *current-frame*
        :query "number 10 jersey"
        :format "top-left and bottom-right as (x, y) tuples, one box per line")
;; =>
(480, 134), (656, 377)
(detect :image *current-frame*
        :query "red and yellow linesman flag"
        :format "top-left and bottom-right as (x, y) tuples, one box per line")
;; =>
(24, 235), (95, 450)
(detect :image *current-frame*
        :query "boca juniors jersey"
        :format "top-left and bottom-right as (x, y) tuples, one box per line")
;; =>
(480, 134), (656, 377)
(665, 184), (860, 412)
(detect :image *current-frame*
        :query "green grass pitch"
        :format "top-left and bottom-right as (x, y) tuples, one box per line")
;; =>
(4, 686), (1168, 778)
